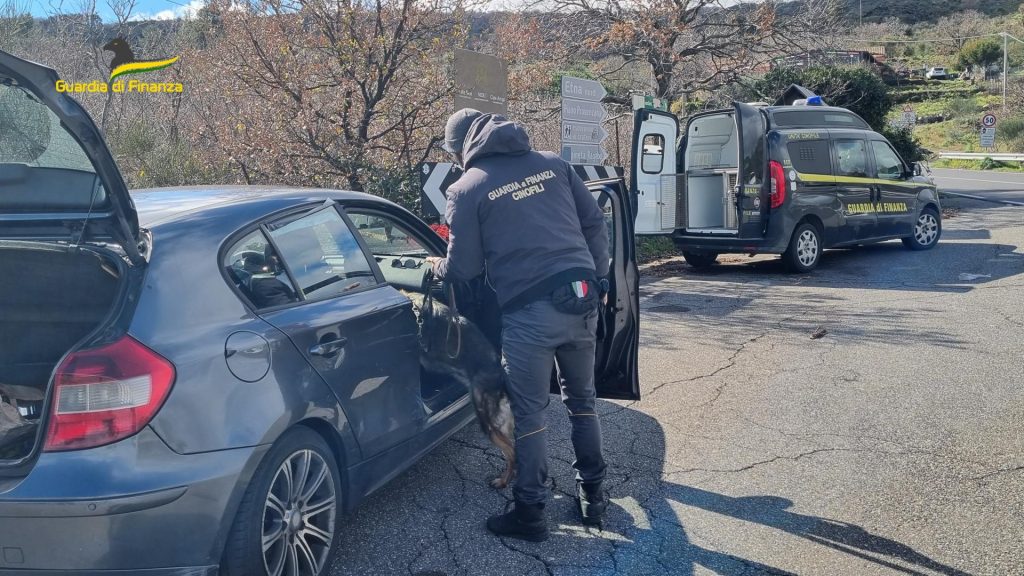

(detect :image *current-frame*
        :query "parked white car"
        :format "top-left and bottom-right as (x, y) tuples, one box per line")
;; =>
(926, 67), (948, 80)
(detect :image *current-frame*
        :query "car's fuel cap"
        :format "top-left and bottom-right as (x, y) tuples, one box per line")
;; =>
(225, 331), (271, 382)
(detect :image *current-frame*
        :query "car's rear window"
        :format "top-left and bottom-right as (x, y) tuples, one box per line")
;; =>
(0, 84), (94, 173)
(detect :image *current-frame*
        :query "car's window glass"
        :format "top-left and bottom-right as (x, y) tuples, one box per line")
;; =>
(834, 139), (869, 178)
(871, 141), (904, 180)
(772, 110), (869, 129)
(348, 212), (429, 257)
(224, 229), (299, 309)
(268, 207), (377, 301)
(593, 189), (615, 268)
(347, 211), (433, 291)
(0, 84), (94, 172)
(786, 140), (831, 175)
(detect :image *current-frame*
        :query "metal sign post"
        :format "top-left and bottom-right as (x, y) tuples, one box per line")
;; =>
(561, 76), (608, 163)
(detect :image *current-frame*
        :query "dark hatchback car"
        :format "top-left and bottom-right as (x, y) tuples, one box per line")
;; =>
(0, 52), (640, 575)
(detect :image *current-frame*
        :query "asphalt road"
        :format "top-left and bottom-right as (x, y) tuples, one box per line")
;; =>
(932, 168), (1024, 206)
(330, 200), (1023, 575)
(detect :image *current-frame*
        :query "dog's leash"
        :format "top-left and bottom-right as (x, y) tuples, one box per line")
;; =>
(420, 270), (462, 360)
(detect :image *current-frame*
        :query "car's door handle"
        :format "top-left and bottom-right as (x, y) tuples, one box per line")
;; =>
(309, 337), (348, 357)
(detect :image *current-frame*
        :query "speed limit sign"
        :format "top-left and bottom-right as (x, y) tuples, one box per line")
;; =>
(982, 113), (997, 127)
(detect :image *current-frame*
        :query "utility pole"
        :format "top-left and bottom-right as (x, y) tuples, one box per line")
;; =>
(1004, 32), (1008, 111)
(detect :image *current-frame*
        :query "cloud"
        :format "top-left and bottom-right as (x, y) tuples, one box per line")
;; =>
(130, 0), (205, 21)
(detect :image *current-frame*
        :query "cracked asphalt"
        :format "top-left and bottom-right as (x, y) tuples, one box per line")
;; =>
(331, 199), (1024, 576)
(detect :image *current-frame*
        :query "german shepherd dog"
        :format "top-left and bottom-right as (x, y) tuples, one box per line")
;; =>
(402, 289), (516, 489)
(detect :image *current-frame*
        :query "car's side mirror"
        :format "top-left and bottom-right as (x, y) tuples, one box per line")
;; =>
(912, 162), (923, 177)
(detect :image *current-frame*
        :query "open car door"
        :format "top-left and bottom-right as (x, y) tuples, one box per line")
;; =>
(630, 108), (679, 235)
(590, 178), (641, 401)
(734, 101), (769, 239)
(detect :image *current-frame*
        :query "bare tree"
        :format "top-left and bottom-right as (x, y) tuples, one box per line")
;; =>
(197, 0), (474, 197)
(930, 10), (988, 56)
(539, 0), (844, 100)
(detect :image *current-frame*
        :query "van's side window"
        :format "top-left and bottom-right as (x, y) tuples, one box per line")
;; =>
(786, 140), (831, 175)
(834, 139), (869, 178)
(870, 141), (905, 180)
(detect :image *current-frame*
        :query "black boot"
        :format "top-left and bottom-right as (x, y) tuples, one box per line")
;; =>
(576, 481), (607, 527)
(486, 500), (549, 542)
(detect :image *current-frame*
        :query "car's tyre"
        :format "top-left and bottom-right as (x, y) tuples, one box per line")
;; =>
(902, 207), (941, 251)
(222, 427), (341, 576)
(682, 251), (719, 269)
(782, 222), (822, 273)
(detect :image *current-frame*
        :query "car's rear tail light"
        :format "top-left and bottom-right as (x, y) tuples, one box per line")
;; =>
(769, 160), (786, 209)
(44, 336), (175, 452)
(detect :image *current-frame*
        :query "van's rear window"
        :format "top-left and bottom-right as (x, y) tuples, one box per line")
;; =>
(773, 110), (869, 129)
(787, 140), (832, 175)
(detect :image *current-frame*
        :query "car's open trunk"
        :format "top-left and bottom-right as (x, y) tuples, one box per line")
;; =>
(0, 244), (123, 463)
(684, 112), (740, 232)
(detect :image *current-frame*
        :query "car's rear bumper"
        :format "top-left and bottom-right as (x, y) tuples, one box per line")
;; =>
(671, 233), (790, 254)
(0, 428), (266, 572)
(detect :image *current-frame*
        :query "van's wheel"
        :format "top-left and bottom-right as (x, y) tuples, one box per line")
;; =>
(782, 223), (821, 272)
(682, 251), (719, 269)
(902, 207), (941, 250)
(222, 427), (341, 576)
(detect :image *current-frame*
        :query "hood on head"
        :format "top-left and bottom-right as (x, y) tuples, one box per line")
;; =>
(460, 114), (532, 167)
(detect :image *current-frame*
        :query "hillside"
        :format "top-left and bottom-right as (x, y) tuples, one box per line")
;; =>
(840, 0), (1023, 24)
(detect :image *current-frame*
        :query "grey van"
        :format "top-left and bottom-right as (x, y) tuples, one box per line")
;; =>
(631, 98), (941, 272)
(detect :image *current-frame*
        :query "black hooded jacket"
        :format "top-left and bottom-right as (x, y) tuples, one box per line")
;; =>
(432, 114), (610, 311)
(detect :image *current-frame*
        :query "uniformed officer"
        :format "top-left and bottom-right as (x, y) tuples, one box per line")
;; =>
(427, 108), (611, 541)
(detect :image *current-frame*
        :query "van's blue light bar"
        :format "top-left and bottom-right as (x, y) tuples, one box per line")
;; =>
(807, 95), (824, 106)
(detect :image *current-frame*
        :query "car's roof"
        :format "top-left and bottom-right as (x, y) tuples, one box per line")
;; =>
(131, 185), (390, 227)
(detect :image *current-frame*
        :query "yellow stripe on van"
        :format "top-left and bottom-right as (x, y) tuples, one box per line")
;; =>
(795, 171), (930, 189)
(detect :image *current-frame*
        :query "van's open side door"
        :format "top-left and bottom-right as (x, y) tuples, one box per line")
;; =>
(734, 102), (769, 238)
(630, 109), (679, 235)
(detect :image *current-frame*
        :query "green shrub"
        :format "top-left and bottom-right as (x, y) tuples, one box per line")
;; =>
(1000, 116), (1024, 140)
(880, 126), (925, 163)
(749, 66), (892, 130)
(637, 236), (678, 264)
(945, 97), (981, 118)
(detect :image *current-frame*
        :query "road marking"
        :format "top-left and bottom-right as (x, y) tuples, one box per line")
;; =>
(940, 190), (1024, 207)
(935, 174), (1024, 186)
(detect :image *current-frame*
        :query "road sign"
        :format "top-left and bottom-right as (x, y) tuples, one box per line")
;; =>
(419, 162), (461, 221)
(901, 106), (916, 128)
(561, 99), (607, 123)
(560, 144), (608, 164)
(454, 49), (507, 115)
(982, 113), (997, 127)
(561, 120), (609, 145)
(561, 76), (606, 102)
(632, 95), (669, 112)
(980, 126), (996, 148)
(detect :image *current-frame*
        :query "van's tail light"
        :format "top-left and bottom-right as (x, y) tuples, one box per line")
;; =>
(769, 160), (786, 209)
(44, 336), (175, 452)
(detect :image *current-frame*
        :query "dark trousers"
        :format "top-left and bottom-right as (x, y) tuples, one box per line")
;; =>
(501, 298), (607, 505)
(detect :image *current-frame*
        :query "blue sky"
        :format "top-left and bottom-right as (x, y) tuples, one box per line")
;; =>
(27, 0), (206, 21)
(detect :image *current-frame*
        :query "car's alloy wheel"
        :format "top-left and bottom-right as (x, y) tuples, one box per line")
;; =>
(262, 450), (337, 576)
(221, 428), (341, 576)
(796, 229), (819, 268)
(902, 207), (941, 251)
(914, 212), (939, 246)
(783, 223), (822, 272)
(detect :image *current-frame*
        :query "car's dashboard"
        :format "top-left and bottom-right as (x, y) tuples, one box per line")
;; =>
(374, 255), (427, 292)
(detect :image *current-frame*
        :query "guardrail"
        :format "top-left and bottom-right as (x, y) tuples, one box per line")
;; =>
(936, 152), (1024, 161)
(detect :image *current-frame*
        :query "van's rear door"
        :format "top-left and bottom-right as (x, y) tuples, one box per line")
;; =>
(734, 102), (768, 239)
(0, 50), (142, 264)
(630, 108), (678, 235)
